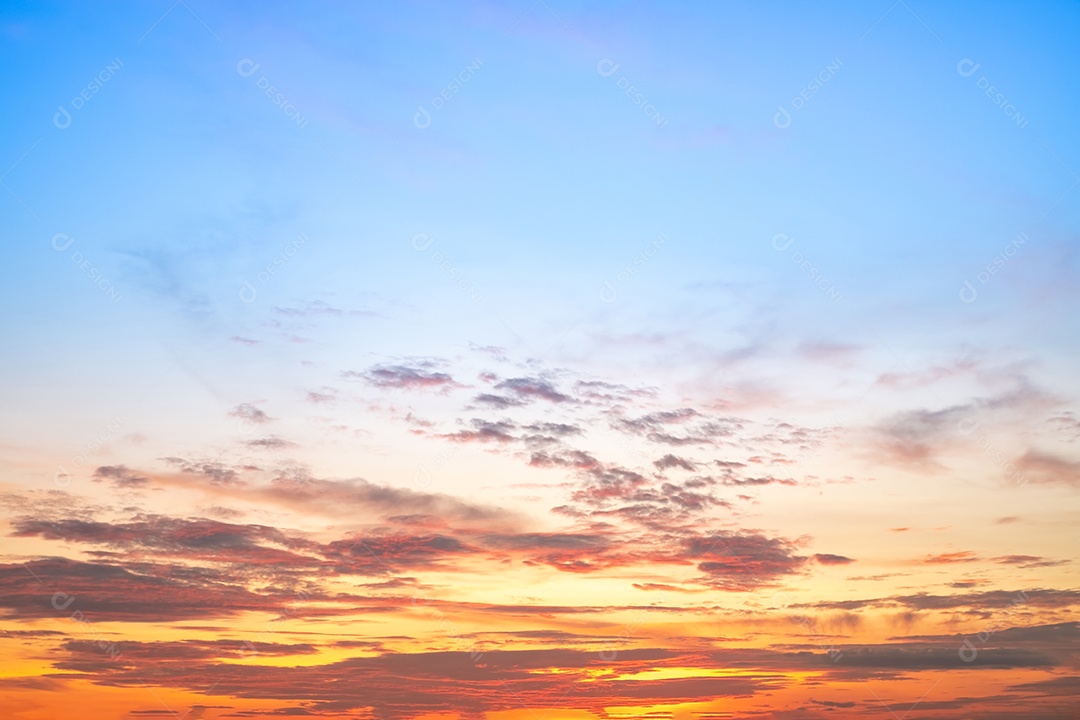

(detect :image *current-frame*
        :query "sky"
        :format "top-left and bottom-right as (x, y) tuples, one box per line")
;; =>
(2, 1), (1079, 718)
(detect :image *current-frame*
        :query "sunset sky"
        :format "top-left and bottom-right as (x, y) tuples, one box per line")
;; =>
(2, 1), (1080, 718)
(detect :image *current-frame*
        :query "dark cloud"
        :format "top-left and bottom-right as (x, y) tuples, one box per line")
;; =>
(0, 558), (276, 622)
(522, 422), (582, 437)
(229, 403), (271, 424)
(654, 454), (697, 472)
(480, 533), (609, 551)
(91, 465), (149, 489)
(810, 589), (1080, 613)
(245, 437), (298, 450)
(344, 365), (460, 391)
(529, 449), (599, 470)
(10, 516), (318, 569)
(573, 379), (654, 404)
(686, 532), (807, 590)
(472, 393), (526, 409)
(494, 377), (572, 403)
(438, 419), (517, 444)
(616, 409), (738, 446)
(160, 458), (244, 486)
(324, 534), (478, 573)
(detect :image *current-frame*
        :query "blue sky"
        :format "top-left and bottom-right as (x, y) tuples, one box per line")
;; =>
(3, 0), (1079, 466)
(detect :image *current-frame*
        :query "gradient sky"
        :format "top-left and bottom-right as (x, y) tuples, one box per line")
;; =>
(2, 1), (1080, 719)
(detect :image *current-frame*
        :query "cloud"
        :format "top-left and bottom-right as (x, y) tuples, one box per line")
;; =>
(814, 553), (855, 565)
(686, 532), (807, 590)
(875, 360), (978, 389)
(324, 533), (478, 573)
(619, 410), (698, 444)
(10, 516), (319, 570)
(273, 300), (376, 318)
(0, 558), (276, 622)
(871, 405), (969, 471)
(254, 476), (520, 527)
(1013, 450), (1080, 487)
(992, 555), (1069, 568)
(438, 419), (517, 444)
(229, 403), (271, 424)
(654, 454), (698, 472)
(246, 437), (299, 450)
(92, 465), (149, 489)
(306, 390), (336, 404)
(345, 364), (461, 391)
(810, 589), (1080, 613)
(923, 551), (980, 564)
(494, 377), (572, 403)
(529, 449), (599, 470)
(480, 533), (609, 551)
(573, 379), (654, 404)
(472, 393), (526, 408)
(38, 643), (771, 718)
(160, 458), (244, 486)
